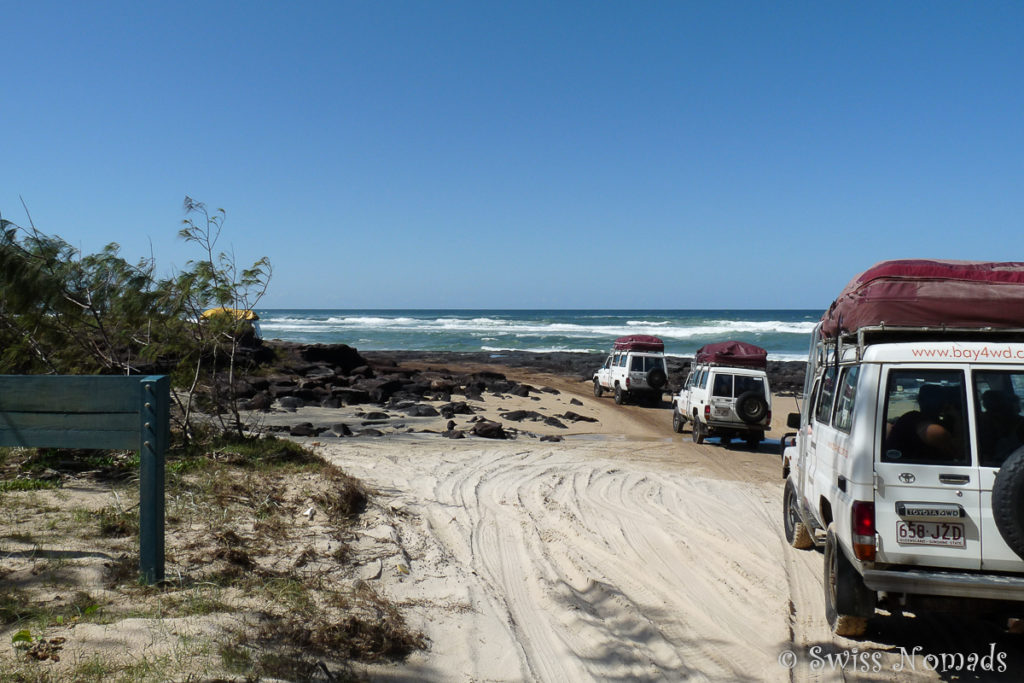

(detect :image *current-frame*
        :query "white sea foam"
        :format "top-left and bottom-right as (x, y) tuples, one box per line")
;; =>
(261, 313), (816, 338)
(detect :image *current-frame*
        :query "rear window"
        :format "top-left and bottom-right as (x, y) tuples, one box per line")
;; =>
(712, 373), (733, 397)
(735, 376), (765, 396)
(973, 370), (1024, 467)
(882, 369), (968, 465)
(630, 355), (664, 372)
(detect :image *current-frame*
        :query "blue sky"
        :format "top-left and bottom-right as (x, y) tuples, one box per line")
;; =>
(3, 1), (1022, 310)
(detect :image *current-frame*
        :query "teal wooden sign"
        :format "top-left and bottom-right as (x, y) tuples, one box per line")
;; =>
(0, 375), (169, 584)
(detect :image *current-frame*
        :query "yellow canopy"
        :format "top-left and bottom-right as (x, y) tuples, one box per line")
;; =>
(200, 307), (259, 321)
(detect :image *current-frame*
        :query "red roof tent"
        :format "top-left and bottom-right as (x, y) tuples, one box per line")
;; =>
(695, 341), (768, 369)
(613, 335), (664, 352)
(821, 260), (1024, 337)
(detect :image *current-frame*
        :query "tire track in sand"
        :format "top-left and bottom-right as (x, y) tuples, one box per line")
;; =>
(329, 440), (795, 682)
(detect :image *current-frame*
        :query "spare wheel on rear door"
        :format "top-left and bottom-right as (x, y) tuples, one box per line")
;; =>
(646, 367), (667, 390)
(736, 391), (768, 424)
(992, 446), (1024, 560)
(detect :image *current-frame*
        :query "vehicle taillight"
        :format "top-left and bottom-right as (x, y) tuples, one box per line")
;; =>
(704, 405), (710, 420)
(626, 377), (631, 388)
(852, 500), (876, 562)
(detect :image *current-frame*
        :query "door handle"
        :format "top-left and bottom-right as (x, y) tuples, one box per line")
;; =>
(939, 474), (970, 485)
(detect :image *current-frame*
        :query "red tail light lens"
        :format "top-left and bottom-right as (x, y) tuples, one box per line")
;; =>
(852, 500), (876, 561)
(704, 405), (710, 420)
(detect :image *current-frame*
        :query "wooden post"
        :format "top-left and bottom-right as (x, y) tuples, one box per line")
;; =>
(139, 376), (169, 584)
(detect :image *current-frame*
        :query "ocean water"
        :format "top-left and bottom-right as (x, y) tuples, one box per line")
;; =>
(255, 310), (820, 361)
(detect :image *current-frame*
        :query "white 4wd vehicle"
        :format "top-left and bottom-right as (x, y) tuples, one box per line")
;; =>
(672, 341), (771, 449)
(783, 260), (1024, 637)
(593, 335), (668, 406)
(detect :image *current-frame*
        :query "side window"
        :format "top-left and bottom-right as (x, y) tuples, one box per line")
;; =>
(684, 372), (693, 389)
(832, 366), (860, 433)
(814, 366), (838, 424)
(882, 369), (967, 465)
(712, 373), (733, 398)
(699, 368), (709, 389)
(603, 356), (612, 370)
(973, 370), (1024, 468)
(807, 378), (822, 424)
(618, 354), (627, 368)
(631, 356), (644, 371)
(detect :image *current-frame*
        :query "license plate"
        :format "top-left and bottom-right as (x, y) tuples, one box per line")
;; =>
(896, 521), (966, 548)
(714, 406), (730, 416)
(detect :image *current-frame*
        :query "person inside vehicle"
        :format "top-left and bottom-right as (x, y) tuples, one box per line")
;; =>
(885, 384), (964, 462)
(978, 389), (1024, 466)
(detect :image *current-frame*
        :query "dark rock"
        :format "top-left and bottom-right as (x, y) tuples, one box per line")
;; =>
(540, 435), (564, 442)
(290, 422), (317, 437)
(333, 388), (371, 405)
(351, 378), (406, 403)
(510, 384), (534, 397)
(363, 411), (390, 421)
(442, 429), (465, 439)
(278, 396), (303, 411)
(331, 423), (353, 437)
(560, 411), (598, 423)
(297, 344), (367, 374)
(430, 378), (456, 393)
(570, 398), (583, 406)
(269, 381), (298, 397)
(357, 428), (384, 437)
(472, 420), (507, 440)
(440, 402), (475, 419)
(350, 365), (374, 378)
(249, 377), (270, 391)
(540, 386), (560, 395)
(446, 420), (456, 431)
(404, 404), (440, 417)
(320, 397), (342, 409)
(243, 391), (273, 411)
(543, 416), (567, 429)
(303, 365), (337, 380)
(500, 410), (544, 422)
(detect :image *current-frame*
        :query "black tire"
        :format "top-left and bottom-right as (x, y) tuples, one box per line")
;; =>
(646, 367), (667, 391)
(593, 379), (603, 398)
(992, 445), (1024, 560)
(736, 391), (768, 424)
(746, 435), (762, 451)
(614, 385), (625, 405)
(672, 408), (684, 433)
(692, 418), (706, 444)
(783, 479), (814, 549)
(824, 524), (874, 637)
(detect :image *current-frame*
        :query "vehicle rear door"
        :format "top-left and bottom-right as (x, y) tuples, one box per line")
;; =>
(972, 367), (1024, 572)
(874, 366), (981, 569)
(708, 372), (735, 424)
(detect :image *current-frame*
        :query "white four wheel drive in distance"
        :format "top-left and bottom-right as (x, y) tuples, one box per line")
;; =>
(673, 341), (772, 450)
(783, 259), (1024, 638)
(593, 335), (668, 407)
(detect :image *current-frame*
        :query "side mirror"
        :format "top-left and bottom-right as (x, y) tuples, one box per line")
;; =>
(786, 412), (801, 429)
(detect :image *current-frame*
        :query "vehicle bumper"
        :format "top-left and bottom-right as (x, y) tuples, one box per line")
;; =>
(707, 420), (766, 432)
(863, 568), (1024, 602)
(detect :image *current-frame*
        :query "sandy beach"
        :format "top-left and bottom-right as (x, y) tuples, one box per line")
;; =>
(4, 350), (1023, 680)
(260, 354), (1023, 681)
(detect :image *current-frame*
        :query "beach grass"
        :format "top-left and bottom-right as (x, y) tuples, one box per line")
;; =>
(0, 435), (421, 680)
